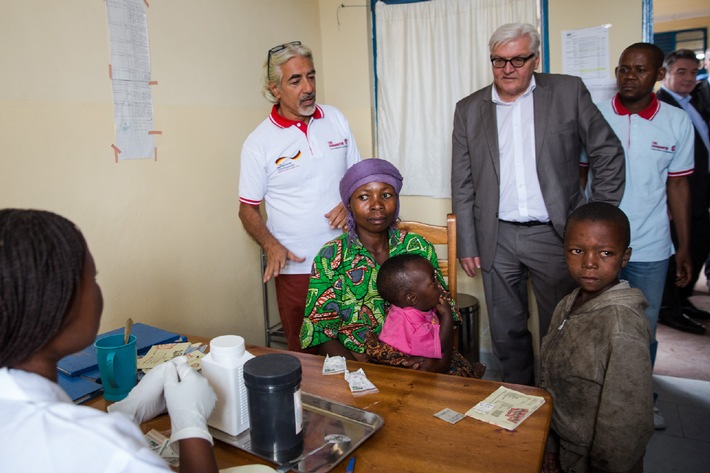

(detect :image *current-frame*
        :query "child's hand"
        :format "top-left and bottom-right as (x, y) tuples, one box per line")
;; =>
(436, 295), (453, 320)
(542, 451), (560, 473)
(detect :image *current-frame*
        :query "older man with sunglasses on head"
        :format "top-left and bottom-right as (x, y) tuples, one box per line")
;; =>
(238, 42), (361, 352)
(451, 23), (626, 386)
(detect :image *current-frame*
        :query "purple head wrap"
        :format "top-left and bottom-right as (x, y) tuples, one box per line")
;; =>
(339, 158), (404, 242)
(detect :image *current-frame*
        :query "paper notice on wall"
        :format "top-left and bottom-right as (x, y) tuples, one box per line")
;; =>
(106, 0), (155, 160)
(562, 25), (611, 80)
(583, 77), (618, 104)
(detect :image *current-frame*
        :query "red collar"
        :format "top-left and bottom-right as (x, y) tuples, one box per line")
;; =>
(611, 93), (660, 120)
(269, 104), (324, 129)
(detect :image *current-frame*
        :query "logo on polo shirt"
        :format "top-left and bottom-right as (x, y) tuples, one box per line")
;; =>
(275, 151), (302, 172)
(650, 141), (676, 153)
(327, 138), (348, 150)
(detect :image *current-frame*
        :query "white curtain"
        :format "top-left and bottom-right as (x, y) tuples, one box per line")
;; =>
(375, 0), (538, 197)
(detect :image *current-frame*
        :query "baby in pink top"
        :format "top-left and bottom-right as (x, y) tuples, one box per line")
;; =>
(367, 254), (485, 377)
(377, 254), (454, 359)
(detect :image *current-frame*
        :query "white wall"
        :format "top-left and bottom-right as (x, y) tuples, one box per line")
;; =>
(0, 0), (643, 351)
(0, 0), (326, 343)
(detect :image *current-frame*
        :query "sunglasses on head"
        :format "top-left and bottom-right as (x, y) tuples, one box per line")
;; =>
(267, 41), (302, 82)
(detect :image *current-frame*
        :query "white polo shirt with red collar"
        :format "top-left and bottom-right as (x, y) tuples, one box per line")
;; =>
(239, 104), (361, 274)
(595, 94), (694, 262)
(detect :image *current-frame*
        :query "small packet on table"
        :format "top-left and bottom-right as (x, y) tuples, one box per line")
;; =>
(434, 408), (465, 425)
(344, 368), (378, 396)
(322, 354), (347, 375)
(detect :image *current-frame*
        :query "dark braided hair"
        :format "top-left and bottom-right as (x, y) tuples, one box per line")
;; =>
(0, 209), (87, 367)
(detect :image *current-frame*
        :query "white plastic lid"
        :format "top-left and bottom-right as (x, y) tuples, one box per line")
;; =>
(209, 335), (246, 363)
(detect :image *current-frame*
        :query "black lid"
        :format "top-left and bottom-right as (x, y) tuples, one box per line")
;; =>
(244, 353), (302, 389)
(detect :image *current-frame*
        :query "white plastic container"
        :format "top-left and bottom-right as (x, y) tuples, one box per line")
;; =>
(201, 335), (255, 436)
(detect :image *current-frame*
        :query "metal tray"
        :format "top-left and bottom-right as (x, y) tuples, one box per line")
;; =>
(210, 392), (384, 473)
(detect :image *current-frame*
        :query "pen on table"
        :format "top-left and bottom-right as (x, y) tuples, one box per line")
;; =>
(346, 456), (356, 473)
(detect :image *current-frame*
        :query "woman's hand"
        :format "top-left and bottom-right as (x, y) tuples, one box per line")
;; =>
(317, 339), (359, 361)
(400, 356), (425, 370)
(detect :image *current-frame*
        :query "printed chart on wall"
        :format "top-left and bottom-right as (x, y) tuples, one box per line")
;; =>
(562, 25), (617, 104)
(106, 0), (158, 161)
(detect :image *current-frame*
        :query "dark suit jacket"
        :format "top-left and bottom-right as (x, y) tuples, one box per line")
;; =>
(657, 88), (710, 217)
(693, 80), (710, 121)
(451, 73), (625, 270)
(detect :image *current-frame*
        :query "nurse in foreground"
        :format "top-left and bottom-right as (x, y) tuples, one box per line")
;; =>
(0, 209), (219, 473)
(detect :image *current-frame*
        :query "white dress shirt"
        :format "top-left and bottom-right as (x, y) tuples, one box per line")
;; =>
(492, 76), (550, 223)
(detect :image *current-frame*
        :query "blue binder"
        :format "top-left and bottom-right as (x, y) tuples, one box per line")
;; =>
(57, 372), (103, 404)
(57, 323), (182, 377)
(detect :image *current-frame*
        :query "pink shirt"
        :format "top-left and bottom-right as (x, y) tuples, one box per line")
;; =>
(379, 305), (441, 358)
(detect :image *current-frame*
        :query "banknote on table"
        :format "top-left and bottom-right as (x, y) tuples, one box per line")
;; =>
(465, 386), (545, 431)
(145, 429), (179, 468)
(138, 342), (206, 372)
(184, 348), (205, 371)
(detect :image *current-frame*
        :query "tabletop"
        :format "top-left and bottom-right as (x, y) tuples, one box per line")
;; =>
(88, 344), (552, 472)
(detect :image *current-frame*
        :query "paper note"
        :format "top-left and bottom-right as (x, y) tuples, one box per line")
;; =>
(561, 25), (611, 80)
(137, 342), (192, 371)
(106, 0), (155, 160)
(145, 429), (179, 467)
(434, 408), (465, 424)
(465, 386), (545, 431)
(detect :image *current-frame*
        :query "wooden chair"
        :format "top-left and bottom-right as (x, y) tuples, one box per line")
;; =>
(396, 213), (480, 360)
(396, 213), (458, 300)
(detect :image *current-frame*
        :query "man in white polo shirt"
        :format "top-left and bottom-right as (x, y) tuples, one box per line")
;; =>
(592, 42), (694, 430)
(238, 42), (361, 351)
(594, 43), (694, 357)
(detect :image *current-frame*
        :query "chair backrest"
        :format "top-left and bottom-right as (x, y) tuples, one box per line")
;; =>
(396, 213), (457, 300)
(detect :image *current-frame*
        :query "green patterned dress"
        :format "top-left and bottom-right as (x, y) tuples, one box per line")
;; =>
(300, 228), (451, 353)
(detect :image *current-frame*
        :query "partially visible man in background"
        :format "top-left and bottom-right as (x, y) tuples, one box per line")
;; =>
(656, 49), (710, 334)
(692, 47), (710, 291)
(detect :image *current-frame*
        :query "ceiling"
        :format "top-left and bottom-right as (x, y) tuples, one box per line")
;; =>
(654, 0), (710, 23)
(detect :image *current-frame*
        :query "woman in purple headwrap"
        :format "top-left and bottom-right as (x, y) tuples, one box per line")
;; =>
(299, 159), (461, 373)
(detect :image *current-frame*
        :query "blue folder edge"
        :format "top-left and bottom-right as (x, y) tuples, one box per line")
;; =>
(57, 323), (183, 377)
(57, 372), (103, 404)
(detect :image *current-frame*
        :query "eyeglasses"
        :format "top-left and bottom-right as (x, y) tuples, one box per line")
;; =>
(490, 53), (536, 69)
(267, 41), (301, 82)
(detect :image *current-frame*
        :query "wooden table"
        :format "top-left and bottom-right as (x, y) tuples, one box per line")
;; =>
(89, 345), (551, 472)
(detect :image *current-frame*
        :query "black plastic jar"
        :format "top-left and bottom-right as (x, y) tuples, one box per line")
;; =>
(243, 353), (304, 461)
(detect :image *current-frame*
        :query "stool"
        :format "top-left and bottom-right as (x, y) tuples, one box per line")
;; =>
(456, 293), (480, 363)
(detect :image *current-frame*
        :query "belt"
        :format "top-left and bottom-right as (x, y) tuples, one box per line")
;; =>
(499, 220), (551, 227)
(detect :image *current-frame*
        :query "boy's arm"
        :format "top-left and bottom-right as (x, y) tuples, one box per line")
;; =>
(589, 313), (654, 471)
(666, 176), (692, 287)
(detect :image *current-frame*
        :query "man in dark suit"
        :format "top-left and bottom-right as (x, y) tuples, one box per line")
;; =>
(657, 49), (710, 334)
(694, 47), (710, 114)
(451, 23), (625, 385)
(693, 47), (710, 291)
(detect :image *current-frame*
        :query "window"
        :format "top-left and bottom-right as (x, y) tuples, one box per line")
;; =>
(654, 28), (708, 78)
